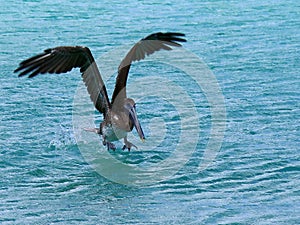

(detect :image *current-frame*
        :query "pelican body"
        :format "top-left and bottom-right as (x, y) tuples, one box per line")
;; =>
(15, 32), (186, 151)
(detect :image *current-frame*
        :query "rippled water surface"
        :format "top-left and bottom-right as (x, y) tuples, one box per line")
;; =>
(1, 0), (299, 224)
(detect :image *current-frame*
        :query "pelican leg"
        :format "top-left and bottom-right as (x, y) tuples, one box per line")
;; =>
(83, 128), (100, 134)
(122, 136), (137, 151)
(102, 138), (116, 151)
(107, 142), (116, 151)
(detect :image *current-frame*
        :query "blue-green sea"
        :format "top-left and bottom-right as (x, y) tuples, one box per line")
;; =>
(1, 0), (299, 224)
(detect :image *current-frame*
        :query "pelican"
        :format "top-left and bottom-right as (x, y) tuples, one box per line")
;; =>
(14, 32), (186, 151)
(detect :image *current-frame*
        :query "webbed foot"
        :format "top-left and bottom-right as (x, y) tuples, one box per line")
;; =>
(122, 137), (137, 151)
(102, 140), (116, 151)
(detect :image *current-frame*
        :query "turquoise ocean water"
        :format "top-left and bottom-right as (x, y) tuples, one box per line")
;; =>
(1, 0), (299, 224)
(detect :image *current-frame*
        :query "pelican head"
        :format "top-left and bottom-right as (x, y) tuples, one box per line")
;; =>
(124, 98), (145, 141)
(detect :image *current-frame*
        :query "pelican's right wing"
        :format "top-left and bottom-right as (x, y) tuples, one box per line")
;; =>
(14, 46), (111, 115)
(111, 32), (186, 104)
(119, 32), (186, 68)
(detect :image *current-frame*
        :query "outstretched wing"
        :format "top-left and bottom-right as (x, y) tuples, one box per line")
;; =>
(14, 46), (111, 115)
(111, 32), (186, 104)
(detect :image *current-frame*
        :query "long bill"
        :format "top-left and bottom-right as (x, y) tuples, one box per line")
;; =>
(128, 106), (145, 141)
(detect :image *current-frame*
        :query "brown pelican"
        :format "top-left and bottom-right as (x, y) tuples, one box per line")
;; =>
(14, 32), (186, 151)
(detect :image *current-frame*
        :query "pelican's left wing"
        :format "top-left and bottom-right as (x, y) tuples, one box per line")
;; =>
(14, 46), (111, 115)
(111, 32), (186, 104)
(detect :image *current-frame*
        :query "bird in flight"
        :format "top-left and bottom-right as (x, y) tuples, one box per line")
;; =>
(15, 32), (186, 151)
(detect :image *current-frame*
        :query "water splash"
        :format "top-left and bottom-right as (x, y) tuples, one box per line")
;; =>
(48, 124), (76, 150)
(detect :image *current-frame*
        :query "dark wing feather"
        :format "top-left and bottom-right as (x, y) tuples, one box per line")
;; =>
(14, 46), (110, 115)
(111, 32), (186, 104)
